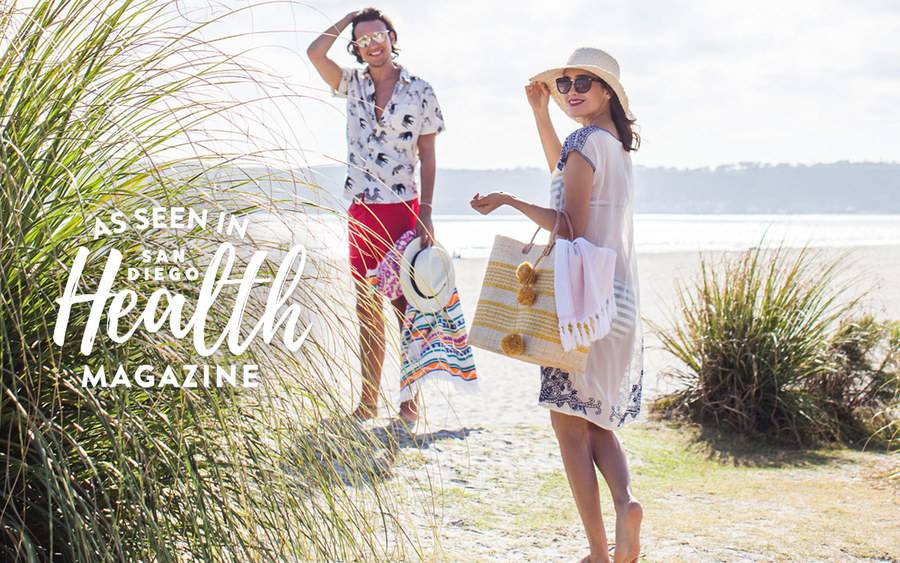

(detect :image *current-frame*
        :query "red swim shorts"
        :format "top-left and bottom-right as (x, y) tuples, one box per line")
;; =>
(348, 199), (419, 281)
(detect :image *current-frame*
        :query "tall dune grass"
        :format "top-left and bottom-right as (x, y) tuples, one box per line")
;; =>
(1, 1), (429, 560)
(652, 245), (898, 448)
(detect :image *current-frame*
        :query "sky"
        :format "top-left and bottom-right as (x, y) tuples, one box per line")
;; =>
(184, 0), (900, 170)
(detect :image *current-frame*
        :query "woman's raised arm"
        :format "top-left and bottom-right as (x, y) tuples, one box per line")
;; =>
(525, 82), (562, 172)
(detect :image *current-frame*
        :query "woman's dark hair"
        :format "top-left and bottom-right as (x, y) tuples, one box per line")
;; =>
(598, 78), (640, 152)
(346, 8), (400, 64)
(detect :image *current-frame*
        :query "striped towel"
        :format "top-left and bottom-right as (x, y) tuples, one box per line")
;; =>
(553, 238), (618, 351)
(399, 289), (478, 401)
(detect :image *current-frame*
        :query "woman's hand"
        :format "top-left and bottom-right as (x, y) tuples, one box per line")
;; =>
(525, 81), (550, 113)
(470, 192), (510, 215)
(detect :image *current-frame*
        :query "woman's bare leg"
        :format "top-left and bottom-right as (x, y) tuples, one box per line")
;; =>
(589, 427), (642, 562)
(551, 410), (610, 563)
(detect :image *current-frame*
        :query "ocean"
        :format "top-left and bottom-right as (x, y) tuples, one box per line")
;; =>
(252, 212), (900, 259)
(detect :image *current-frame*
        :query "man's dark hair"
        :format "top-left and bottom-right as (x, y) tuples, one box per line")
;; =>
(346, 7), (400, 63)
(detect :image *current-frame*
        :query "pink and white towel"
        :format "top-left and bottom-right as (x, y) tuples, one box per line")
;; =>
(553, 238), (618, 351)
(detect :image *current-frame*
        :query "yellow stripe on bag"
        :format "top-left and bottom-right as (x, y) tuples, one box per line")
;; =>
(473, 320), (563, 345)
(476, 299), (559, 322)
(481, 272), (555, 287)
(480, 282), (555, 296)
(474, 310), (561, 338)
(487, 260), (552, 273)
(475, 309), (562, 341)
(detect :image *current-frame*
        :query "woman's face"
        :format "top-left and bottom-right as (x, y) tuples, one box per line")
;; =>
(561, 69), (611, 121)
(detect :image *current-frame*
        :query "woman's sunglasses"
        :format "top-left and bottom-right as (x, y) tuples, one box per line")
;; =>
(556, 75), (604, 95)
(354, 30), (390, 50)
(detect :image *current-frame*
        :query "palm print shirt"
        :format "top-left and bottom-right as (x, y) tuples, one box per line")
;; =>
(334, 65), (445, 204)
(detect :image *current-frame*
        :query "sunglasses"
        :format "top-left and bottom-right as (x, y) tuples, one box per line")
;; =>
(354, 30), (390, 50)
(555, 75), (604, 95)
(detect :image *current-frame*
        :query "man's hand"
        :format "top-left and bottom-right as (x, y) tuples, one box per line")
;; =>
(416, 206), (434, 247)
(307, 11), (360, 91)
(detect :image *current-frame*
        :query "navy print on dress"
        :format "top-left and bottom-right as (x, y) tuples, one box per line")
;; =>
(539, 367), (604, 416)
(556, 125), (603, 171)
(609, 375), (643, 427)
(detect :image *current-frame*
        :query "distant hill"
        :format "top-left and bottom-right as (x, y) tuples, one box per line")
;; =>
(275, 162), (900, 214)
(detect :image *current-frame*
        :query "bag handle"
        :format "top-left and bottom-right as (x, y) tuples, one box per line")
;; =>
(522, 209), (575, 260)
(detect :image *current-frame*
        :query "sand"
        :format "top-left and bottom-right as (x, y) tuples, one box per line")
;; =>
(340, 245), (900, 561)
(386, 245), (900, 428)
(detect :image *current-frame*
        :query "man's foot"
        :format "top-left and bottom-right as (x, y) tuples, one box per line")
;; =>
(578, 552), (611, 563)
(613, 499), (643, 563)
(352, 403), (377, 421)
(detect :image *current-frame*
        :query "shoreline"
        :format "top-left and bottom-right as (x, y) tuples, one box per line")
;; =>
(369, 244), (900, 428)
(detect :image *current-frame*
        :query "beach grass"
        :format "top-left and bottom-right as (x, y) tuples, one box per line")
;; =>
(0, 1), (429, 560)
(649, 244), (898, 448)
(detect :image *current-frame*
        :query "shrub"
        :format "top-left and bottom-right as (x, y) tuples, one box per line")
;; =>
(651, 245), (897, 448)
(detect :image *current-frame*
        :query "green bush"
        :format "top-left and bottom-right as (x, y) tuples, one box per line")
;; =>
(814, 315), (899, 447)
(652, 245), (898, 448)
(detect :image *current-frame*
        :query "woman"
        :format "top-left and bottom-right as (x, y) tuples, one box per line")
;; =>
(470, 48), (643, 563)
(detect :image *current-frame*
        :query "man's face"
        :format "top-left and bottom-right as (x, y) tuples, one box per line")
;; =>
(353, 20), (393, 68)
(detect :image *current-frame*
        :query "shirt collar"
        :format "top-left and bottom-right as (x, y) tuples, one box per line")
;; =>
(364, 64), (411, 84)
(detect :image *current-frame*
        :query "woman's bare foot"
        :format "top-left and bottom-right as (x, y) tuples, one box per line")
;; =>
(613, 499), (642, 562)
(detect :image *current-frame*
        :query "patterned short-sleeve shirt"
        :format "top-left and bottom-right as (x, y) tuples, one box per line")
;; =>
(334, 65), (445, 203)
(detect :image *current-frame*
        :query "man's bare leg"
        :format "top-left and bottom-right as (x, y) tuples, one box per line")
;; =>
(391, 294), (419, 423)
(353, 282), (384, 420)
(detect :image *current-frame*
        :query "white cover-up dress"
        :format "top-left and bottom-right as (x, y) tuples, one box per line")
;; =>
(538, 126), (644, 430)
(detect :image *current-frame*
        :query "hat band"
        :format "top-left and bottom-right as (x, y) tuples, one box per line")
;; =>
(409, 248), (445, 299)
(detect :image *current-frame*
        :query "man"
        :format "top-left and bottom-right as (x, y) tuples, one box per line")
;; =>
(307, 8), (444, 423)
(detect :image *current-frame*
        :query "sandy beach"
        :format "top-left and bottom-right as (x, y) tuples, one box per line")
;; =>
(361, 245), (900, 561)
(377, 245), (900, 425)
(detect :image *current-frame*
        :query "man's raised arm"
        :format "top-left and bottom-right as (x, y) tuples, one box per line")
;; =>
(306, 11), (358, 91)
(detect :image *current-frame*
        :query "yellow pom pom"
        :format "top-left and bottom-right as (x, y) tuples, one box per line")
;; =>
(515, 261), (537, 285)
(500, 333), (525, 355)
(517, 284), (537, 306)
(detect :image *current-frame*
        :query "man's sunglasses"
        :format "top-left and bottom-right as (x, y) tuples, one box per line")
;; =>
(556, 75), (604, 95)
(354, 30), (390, 50)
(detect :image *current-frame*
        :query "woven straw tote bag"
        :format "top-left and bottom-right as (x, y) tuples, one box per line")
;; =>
(469, 211), (589, 374)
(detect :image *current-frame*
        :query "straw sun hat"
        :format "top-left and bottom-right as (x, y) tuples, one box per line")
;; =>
(529, 47), (632, 120)
(399, 237), (456, 314)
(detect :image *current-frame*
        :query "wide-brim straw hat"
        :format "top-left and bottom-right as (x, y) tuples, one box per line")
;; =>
(399, 237), (456, 314)
(530, 47), (632, 120)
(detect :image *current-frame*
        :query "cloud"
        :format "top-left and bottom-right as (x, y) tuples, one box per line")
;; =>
(185, 0), (900, 169)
